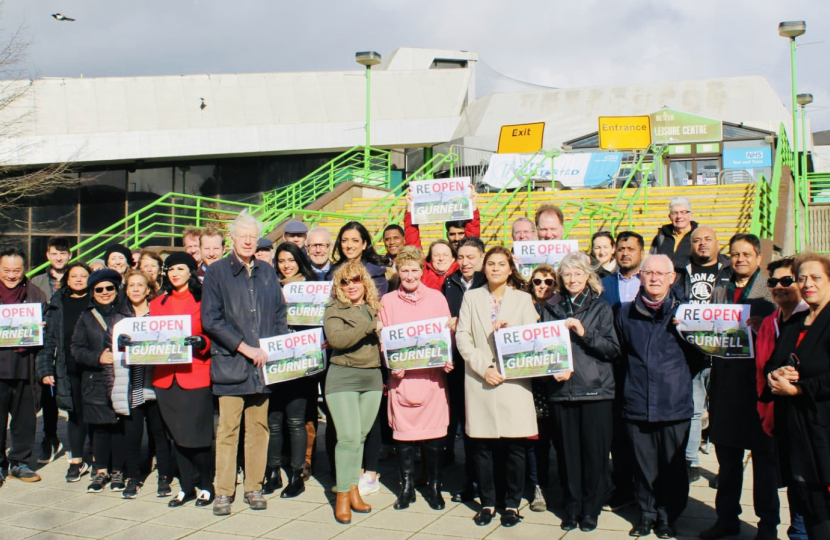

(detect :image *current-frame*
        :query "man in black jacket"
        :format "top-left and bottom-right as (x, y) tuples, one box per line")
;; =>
(700, 234), (778, 540)
(650, 196), (699, 269)
(440, 236), (486, 503)
(202, 211), (288, 515)
(0, 247), (46, 485)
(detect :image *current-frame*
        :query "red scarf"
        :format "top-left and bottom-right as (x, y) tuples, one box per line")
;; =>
(0, 279), (28, 306)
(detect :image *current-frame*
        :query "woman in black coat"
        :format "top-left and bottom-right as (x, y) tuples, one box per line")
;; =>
(765, 253), (830, 539)
(36, 261), (91, 482)
(542, 252), (620, 533)
(71, 269), (127, 494)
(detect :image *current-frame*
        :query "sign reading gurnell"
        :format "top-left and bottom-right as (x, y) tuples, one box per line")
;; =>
(0, 303), (43, 347)
(381, 317), (452, 371)
(409, 177), (473, 225)
(122, 315), (192, 365)
(283, 281), (332, 326)
(261, 328), (326, 385)
(495, 320), (573, 379)
(675, 304), (754, 358)
(513, 240), (579, 278)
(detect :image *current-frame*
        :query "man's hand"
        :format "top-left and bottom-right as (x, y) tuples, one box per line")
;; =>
(747, 316), (764, 333)
(238, 342), (268, 368)
(484, 365), (505, 387)
(447, 317), (458, 333)
(376, 321), (384, 333)
(768, 370), (802, 396)
(405, 189), (413, 210)
(470, 185), (478, 210)
(99, 348), (114, 365)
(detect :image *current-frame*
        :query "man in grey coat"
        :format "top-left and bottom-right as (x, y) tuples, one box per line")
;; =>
(202, 211), (288, 515)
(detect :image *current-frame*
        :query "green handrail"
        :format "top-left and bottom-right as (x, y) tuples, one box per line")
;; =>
(749, 124), (793, 241)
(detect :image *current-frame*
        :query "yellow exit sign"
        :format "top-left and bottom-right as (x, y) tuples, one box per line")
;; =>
(598, 116), (652, 150)
(497, 122), (545, 154)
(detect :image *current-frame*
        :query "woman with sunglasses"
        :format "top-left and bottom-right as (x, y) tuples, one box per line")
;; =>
(71, 269), (128, 493)
(456, 246), (539, 528)
(591, 231), (617, 279)
(37, 262), (92, 482)
(542, 252), (619, 532)
(333, 222), (389, 296)
(324, 261), (383, 524)
(112, 270), (174, 499)
(765, 253), (830, 539)
(378, 246), (453, 511)
(421, 240), (458, 291)
(147, 253), (215, 508)
(525, 264), (557, 512)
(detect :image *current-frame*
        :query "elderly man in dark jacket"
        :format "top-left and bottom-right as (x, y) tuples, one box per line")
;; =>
(202, 211), (288, 516)
(615, 254), (696, 539)
(700, 233), (778, 540)
(0, 247), (46, 485)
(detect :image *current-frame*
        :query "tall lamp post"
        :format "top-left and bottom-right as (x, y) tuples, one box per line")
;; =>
(778, 20), (806, 251)
(355, 51), (382, 175)
(798, 92), (813, 247)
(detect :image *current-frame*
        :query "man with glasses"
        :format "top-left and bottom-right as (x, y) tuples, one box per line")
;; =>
(700, 233), (778, 540)
(306, 227), (334, 281)
(615, 254), (697, 539)
(202, 211), (288, 515)
(511, 217), (537, 242)
(650, 197), (699, 269)
(673, 226), (730, 483)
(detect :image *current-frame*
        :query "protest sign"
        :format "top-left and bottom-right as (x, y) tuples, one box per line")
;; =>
(381, 317), (452, 371)
(261, 328), (326, 385)
(675, 304), (754, 358)
(0, 303), (43, 347)
(283, 281), (332, 326)
(409, 177), (473, 225)
(495, 320), (573, 379)
(513, 240), (579, 278)
(122, 315), (192, 365)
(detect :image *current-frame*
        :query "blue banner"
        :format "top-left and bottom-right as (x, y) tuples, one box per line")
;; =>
(723, 147), (771, 169)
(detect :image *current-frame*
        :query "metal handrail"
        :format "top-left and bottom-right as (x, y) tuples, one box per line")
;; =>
(749, 124), (793, 240)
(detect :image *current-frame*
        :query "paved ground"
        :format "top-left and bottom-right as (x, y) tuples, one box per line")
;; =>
(0, 416), (792, 540)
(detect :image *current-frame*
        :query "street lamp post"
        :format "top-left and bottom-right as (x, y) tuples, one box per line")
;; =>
(798, 92), (813, 247)
(355, 51), (382, 176)
(778, 20), (806, 251)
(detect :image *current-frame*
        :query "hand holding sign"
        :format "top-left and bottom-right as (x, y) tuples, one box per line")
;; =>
(381, 317), (452, 371)
(118, 316), (193, 365)
(675, 304), (754, 358)
(484, 365), (505, 386)
(409, 177), (474, 225)
(260, 328), (326, 385)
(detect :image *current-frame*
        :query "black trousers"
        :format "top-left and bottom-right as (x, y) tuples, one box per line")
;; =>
(39, 381), (59, 440)
(67, 373), (87, 460)
(122, 401), (173, 479)
(551, 400), (613, 518)
(267, 381), (308, 472)
(790, 484), (830, 540)
(91, 421), (126, 473)
(715, 440), (780, 535)
(0, 378), (36, 467)
(609, 397), (635, 499)
(446, 379), (476, 485)
(174, 443), (213, 494)
(626, 419), (690, 524)
(473, 437), (530, 509)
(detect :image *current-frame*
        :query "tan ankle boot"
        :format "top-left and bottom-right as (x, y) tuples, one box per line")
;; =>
(349, 485), (371, 513)
(335, 491), (351, 524)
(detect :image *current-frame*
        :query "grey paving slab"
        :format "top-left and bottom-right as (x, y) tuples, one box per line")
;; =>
(97, 500), (175, 522)
(420, 514), (500, 538)
(488, 521), (568, 539)
(4, 508), (81, 531)
(261, 519), (345, 540)
(358, 509), (440, 532)
(298, 504), (374, 525)
(104, 522), (191, 540)
(51, 494), (127, 515)
(243, 499), (322, 520)
(332, 527), (411, 540)
(149, 506), (226, 529)
(204, 513), (287, 537)
(0, 524), (40, 540)
(26, 533), (95, 540)
(0, 501), (43, 522)
(179, 531), (253, 540)
(57, 516), (134, 538)
(12, 489), (82, 508)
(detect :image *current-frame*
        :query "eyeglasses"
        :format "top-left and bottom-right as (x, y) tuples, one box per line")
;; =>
(532, 278), (555, 287)
(94, 285), (117, 293)
(560, 271), (586, 280)
(339, 276), (362, 286)
(307, 243), (331, 251)
(234, 235), (257, 242)
(641, 270), (673, 279)
(767, 276), (795, 288)
(670, 210), (691, 217)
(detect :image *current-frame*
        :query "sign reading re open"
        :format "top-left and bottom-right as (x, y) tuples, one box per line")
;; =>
(497, 122), (545, 154)
(598, 116), (652, 150)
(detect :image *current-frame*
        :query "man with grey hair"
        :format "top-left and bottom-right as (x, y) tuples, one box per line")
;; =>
(650, 196), (698, 269)
(511, 217), (537, 241)
(615, 254), (697, 538)
(202, 210), (289, 515)
(305, 226), (334, 281)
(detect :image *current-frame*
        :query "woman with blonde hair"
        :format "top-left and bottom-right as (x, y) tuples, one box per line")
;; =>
(324, 261), (384, 524)
(542, 251), (619, 532)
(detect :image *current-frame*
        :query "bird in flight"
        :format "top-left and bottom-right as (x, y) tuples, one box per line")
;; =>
(200, 98), (206, 111)
(52, 14), (76, 22)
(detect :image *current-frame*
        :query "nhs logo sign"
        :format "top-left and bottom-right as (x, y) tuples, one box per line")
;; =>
(723, 147), (772, 169)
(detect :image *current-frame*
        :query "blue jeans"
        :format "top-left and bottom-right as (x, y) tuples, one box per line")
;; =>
(686, 367), (710, 466)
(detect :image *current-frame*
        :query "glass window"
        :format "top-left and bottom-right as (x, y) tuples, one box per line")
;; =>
(669, 161), (693, 187)
(80, 170), (127, 234)
(31, 204), (77, 234)
(0, 207), (30, 233)
(128, 167), (174, 247)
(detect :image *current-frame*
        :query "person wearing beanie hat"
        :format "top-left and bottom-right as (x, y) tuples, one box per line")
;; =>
(87, 269), (123, 292)
(163, 252), (199, 275)
(104, 245), (134, 276)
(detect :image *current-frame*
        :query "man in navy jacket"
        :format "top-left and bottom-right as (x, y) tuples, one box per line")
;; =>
(615, 254), (696, 539)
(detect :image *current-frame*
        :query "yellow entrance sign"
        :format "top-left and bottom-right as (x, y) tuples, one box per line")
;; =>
(598, 116), (651, 150)
(497, 122), (545, 154)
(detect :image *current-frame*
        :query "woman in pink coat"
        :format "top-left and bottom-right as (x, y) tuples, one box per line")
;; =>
(379, 246), (453, 512)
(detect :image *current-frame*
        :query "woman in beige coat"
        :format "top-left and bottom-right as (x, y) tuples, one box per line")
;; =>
(456, 246), (539, 528)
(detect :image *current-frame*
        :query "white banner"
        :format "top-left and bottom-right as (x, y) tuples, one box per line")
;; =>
(481, 152), (623, 190)
(121, 315), (193, 365)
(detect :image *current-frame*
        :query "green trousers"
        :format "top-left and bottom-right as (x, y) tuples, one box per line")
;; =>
(325, 390), (382, 492)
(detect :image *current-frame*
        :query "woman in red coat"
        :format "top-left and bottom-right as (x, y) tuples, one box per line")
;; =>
(150, 253), (214, 508)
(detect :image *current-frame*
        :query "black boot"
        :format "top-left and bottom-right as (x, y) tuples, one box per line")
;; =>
(423, 439), (445, 510)
(394, 442), (416, 510)
(262, 466), (283, 495)
(280, 468), (305, 498)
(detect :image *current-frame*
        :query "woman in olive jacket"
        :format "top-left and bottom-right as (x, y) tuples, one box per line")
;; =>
(542, 252), (620, 533)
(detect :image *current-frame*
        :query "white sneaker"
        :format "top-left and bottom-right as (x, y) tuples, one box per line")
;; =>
(358, 472), (380, 496)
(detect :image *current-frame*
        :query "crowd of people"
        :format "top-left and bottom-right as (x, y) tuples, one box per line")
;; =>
(0, 193), (828, 539)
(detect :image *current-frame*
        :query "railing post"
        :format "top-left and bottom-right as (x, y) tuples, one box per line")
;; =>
(196, 198), (201, 228)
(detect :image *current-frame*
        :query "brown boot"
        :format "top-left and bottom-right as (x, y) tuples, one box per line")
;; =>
(335, 491), (351, 524)
(349, 485), (371, 513)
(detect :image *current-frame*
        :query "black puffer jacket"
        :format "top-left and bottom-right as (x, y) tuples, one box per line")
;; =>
(36, 290), (88, 411)
(70, 303), (123, 425)
(650, 220), (700, 269)
(542, 290), (620, 402)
